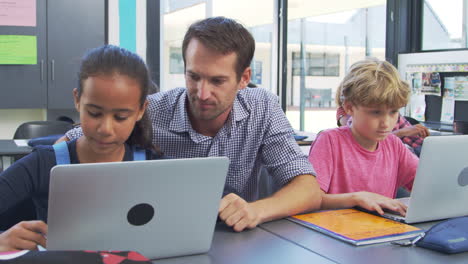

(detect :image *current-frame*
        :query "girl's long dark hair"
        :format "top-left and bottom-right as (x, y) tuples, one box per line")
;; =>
(77, 45), (161, 154)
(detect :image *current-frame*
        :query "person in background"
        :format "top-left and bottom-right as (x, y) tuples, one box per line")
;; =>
(309, 58), (418, 216)
(336, 81), (429, 156)
(0, 45), (164, 251)
(63, 17), (322, 232)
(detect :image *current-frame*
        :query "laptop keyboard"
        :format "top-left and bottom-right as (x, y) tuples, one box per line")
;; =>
(382, 197), (411, 222)
(422, 121), (454, 132)
(398, 197), (410, 206)
(383, 212), (406, 222)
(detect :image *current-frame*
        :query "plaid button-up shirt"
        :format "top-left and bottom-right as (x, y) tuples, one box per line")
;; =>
(396, 116), (424, 149)
(66, 87), (315, 201)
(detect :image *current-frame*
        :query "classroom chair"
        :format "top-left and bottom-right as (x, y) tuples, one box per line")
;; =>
(0, 121), (73, 231)
(13, 120), (73, 140)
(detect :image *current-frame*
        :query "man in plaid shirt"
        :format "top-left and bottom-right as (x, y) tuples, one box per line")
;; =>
(337, 107), (429, 155)
(63, 17), (322, 232)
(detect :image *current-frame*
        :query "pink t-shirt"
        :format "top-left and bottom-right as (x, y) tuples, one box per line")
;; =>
(308, 126), (418, 198)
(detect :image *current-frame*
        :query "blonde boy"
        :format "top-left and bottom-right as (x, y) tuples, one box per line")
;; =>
(308, 58), (418, 216)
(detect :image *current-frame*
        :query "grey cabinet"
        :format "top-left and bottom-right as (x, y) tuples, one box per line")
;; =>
(0, 0), (105, 109)
(47, 0), (105, 109)
(0, 1), (47, 108)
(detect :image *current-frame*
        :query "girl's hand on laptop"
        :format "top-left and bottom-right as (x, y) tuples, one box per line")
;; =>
(0, 221), (48, 252)
(353, 192), (407, 216)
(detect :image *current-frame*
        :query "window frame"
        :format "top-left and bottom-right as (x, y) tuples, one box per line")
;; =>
(147, 0), (450, 111)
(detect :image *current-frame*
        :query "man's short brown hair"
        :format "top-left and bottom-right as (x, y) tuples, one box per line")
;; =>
(182, 17), (255, 80)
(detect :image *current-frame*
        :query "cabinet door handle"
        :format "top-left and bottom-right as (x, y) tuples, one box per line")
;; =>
(51, 60), (55, 81)
(40, 60), (44, 81)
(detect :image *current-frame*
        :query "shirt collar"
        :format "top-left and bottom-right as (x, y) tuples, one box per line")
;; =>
(227, 91), (250, 133)
(168, 88), (251, 137)
(169, 89), (191, 133)
(232, 90), (250, 122)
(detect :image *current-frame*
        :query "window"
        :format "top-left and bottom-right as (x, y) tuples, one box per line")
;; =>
(286, 0), (387, 133)
(169, 47), (184, 74)
(161, 1), (206, 91)
(251, 60), (263, 85)
(158, 0), (388, 134)
(161, 0), (275, 93)
(422, 0), (467, 50)
(292, 52), (340, 76)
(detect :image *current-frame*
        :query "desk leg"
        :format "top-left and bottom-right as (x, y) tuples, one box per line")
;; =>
(1, 156), (13, 171)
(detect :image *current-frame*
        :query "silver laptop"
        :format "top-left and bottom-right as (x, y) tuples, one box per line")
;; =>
(384, 135), (468, 223)
(46, 157), (229, 259)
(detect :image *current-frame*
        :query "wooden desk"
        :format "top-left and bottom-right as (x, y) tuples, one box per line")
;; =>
(296, 140), (313, 146)
(295, 131), (317, 146)
(260, 219), (468, 264)
(0, 139), (32, 171)
(153, 223), (334, 264)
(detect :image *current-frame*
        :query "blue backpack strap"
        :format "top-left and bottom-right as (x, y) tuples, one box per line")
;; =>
(133, 146), (146, 161)
(53, 141), (71, 165)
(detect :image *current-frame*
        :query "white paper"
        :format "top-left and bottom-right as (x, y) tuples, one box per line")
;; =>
(14, 139), (29, 147)
(441, 77), (455, 122)
(0, 250), (29, 260)
(410, 94), (426, 121)
(441, 98), (455, 122)
(37, 245), (47, 251)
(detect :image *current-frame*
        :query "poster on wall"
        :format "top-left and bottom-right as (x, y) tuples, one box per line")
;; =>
(406, 72), (422, 94)
(441, 77), (455, 122)
(454, 76), (468, 101)
(0, 35), (37, 64)
(421, 72), (441, 96)
(405, 63), (468, 122)
(0, 0), (36, 27)
(441, 98), (455, 122)
(409, 94), (426, 121)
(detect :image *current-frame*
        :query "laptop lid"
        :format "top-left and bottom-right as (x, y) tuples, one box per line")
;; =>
(47, 157), (229, 259)
(404, 135), (468, 223)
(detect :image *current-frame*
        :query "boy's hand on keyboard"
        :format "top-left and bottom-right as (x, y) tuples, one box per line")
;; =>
(352, 192), (407, 216)
(0, 221), (48, 252)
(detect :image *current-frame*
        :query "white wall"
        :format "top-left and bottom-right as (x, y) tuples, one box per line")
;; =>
(398, 50), (468, 78)
(0, 109), (46, 139)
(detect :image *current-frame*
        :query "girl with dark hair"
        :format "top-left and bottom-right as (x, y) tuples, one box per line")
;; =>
(0, 45), (164, 252)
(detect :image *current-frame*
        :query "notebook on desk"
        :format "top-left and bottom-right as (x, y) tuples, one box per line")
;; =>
(46, 157), (229, 260)
(383, 135), (468, 223)
(289, 209), (422, 246)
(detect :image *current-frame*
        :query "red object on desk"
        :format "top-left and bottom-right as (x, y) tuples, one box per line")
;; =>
(0, 250), (151, 264)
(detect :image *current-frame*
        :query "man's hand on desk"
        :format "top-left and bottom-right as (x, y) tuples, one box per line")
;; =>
(0, 221), (47, 251)
(218, 193), (263, 232)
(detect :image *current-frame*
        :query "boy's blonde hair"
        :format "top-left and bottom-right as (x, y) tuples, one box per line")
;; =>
(335, 58), (410, 108)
